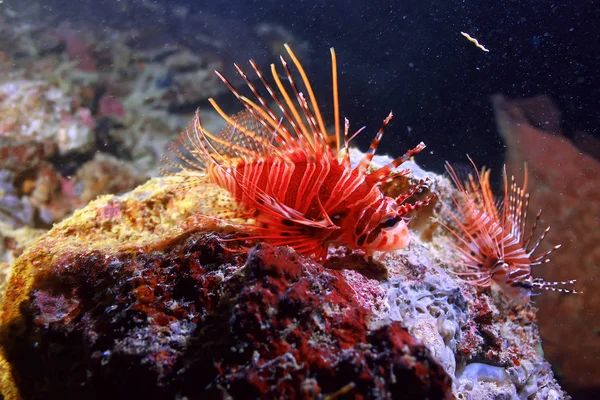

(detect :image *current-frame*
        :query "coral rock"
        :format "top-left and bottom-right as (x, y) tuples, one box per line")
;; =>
(0, 176), (451, 399)
(0, 163), (569, 399)
(0, 80), (94, 155)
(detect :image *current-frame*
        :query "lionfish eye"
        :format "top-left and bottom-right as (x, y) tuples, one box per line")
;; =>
(492, 260), (509, 270)
(512, 279), (533, 290)
(380, 216), (401, 229)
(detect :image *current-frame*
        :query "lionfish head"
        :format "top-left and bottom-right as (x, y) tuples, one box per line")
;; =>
(490, 260), (580, 304)
(490, 261), (533, 304)
(357, 199), (410, 253)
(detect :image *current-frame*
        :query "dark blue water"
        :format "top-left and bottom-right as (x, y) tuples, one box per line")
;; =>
(42, 0), (600, 176)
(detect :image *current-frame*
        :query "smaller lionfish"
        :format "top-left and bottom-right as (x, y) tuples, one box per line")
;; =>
(170, 45), (433, 261)
(442, 158), (579, 304)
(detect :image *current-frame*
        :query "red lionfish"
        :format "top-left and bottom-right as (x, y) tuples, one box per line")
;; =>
(170, 44), (433, 261)
(442, 158), (579, 304)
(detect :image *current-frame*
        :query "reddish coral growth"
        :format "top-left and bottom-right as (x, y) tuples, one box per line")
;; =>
(53, 27), (97, 71)
(97, 200), (123, 221)
(0, 140), (58, 173)
(98, 93), (125, 119)
(1, 234), (451, 399)
(494, 94), (599, 390)
(457, 294), (504, 365)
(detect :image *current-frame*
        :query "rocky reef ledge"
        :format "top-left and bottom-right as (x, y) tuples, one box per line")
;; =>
(0, 162), (568, 399)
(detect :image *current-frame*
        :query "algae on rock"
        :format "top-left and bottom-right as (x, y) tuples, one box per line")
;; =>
(0, 154), (569, 399)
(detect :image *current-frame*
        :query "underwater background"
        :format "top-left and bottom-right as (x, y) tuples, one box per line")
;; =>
(0, 0), (598, 398)
(35, 0), (600, 174)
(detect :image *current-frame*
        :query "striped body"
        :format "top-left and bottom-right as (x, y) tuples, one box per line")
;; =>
(208, 148), (408, 259)
(443, 160), (578, 304)
(171, 45), (431, 261)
